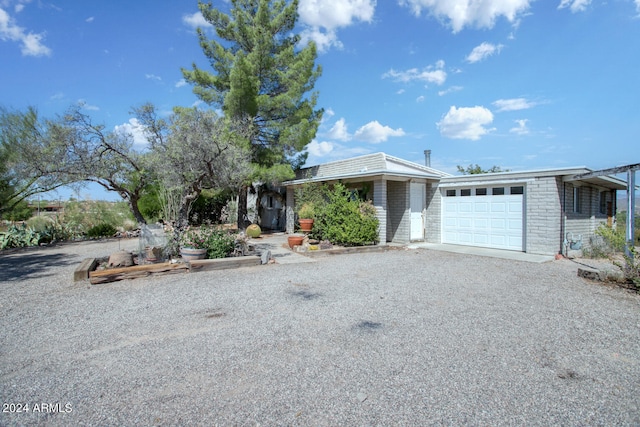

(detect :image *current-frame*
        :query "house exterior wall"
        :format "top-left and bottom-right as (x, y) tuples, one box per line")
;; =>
(563, 183), (614, 252)
(387, 181), (410, 243)
(425, 181), (441, 243)
(373, 179), (388, 244)
(525, 177), (563, 255)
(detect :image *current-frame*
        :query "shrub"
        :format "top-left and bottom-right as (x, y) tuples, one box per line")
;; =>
(313, 183), (379, 246)
(596, 223), (640, 289)
(86, 223), (117, 238)
(182, 226), (235, 259)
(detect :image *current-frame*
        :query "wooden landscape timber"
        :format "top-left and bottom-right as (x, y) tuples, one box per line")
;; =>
(88, 262), (188, 285)
(188, 256), (262, 272)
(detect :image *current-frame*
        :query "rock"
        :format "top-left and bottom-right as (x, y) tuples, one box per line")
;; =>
(108, 250), (134, 268)
(577, 267), (604, 281)
(260, 250), (271, 265)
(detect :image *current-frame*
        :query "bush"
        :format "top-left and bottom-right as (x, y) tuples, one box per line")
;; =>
(596, 223), (640, 289)
(181, 225), (235, 259)
(86, 223), (117, 238)
(313, 183), (379, 246)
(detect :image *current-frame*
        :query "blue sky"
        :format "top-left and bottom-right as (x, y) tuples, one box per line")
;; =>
(1, 0), (639, 201)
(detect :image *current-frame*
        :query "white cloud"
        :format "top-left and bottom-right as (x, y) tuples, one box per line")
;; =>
(438, 85), (463, 96)
(399, 0), (531, 32)
(0, 7), (52, 56)
(353, 120), (405, 143)
(182, 11), (213, 29)
(85, 16), (94, 23)
(416, 95), (425, 103)
(78, 99), (99, 111)
(558, 0), (591, 12)
(510, 119), (530, 135)
(305, 140), (334, 157)
(382, 60), (447, 85)
(466, 42), (503, 63)
(492, 97), (534, 112)
(327, 118), (350, 141)
(175, 78), (187, 88)
(114, 118), (149, 147)
(298, 0), (375, 52)
(437, 105), (494, 140)
(145, 73), (162, 82)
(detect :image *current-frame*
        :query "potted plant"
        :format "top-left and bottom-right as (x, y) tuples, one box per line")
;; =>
(297, 202), (315, 232)
(180, 227), (208, 261)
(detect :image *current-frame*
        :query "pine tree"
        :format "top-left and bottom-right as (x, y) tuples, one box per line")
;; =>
(182, 0), (323, 228)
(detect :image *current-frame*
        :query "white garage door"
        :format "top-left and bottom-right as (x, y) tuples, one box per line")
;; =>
(442, 189), (524, 251)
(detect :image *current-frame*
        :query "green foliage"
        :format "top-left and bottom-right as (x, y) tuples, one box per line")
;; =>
(0, 224), (40, 249)
(297, 203), (315, 219)
(63, 200), (134, 236)
(313, 183), (379, 246)
(294, 181), (325, 219)
(457, 164), (510, 174)
(86, 223), (117, 239)
(181, 225), (235, 259)
(189, 189), (235, 225)
(1, 200), (33, 221)
(182, 0), (323, 224)
(595, 223), (640, 289)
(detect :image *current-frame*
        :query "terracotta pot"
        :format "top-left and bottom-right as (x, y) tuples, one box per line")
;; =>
(180, 247), (207, 262)
(299, 218), (314, 232)
(288, 235), (304, 249)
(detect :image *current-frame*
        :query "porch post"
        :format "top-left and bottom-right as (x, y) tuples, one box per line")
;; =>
(286, 186), (295, 234)
(626, 169), (636, 259)
(373, 179), (387, 245)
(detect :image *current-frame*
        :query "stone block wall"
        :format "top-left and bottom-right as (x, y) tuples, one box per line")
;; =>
(373, 179), (388, 244)
(525, 176), (563, 255)
(425, 181), (441, 243)
(387, 181), (409, 243)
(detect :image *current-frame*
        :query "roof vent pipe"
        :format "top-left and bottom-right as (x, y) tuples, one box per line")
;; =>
(424, 150), (431, 167)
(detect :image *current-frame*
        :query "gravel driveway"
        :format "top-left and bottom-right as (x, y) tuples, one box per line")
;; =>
(1, 240), (639, 426)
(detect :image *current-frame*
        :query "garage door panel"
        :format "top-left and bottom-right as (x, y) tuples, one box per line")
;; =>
(442, 194), (523, 251)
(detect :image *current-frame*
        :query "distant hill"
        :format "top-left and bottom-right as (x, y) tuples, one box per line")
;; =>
(617, 197), (640, 214)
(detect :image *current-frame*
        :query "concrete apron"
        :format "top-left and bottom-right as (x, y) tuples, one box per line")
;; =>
(256, 233), (554, 264)
(408, 242), (555, 264)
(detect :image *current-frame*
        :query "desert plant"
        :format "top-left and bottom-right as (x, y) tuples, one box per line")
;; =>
(0, 224), (40, 249)
(596, 223), (640, 289)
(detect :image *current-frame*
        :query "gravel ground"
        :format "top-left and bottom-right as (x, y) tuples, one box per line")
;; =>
(1, 240), (639, 426)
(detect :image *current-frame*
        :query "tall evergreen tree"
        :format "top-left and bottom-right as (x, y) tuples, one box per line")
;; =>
(182, 0), (323, 228)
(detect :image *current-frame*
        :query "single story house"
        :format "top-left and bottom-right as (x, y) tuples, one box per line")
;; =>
(283, 152), (627, 256)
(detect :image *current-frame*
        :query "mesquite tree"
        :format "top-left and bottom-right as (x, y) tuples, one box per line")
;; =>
(182, 0), (323, 228)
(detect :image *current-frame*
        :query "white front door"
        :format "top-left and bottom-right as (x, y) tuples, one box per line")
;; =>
(410, 182), (425, 240)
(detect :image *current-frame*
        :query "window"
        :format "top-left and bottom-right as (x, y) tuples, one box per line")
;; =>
(492, 187), (505, 195)
(460, 189), (471, 196)
(476, 188), (487, 196)
(599, 191), (608, 215)
(446, 189), (456, 197)
(573, 187), (582, 213)
(510, 186), (524, 195)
